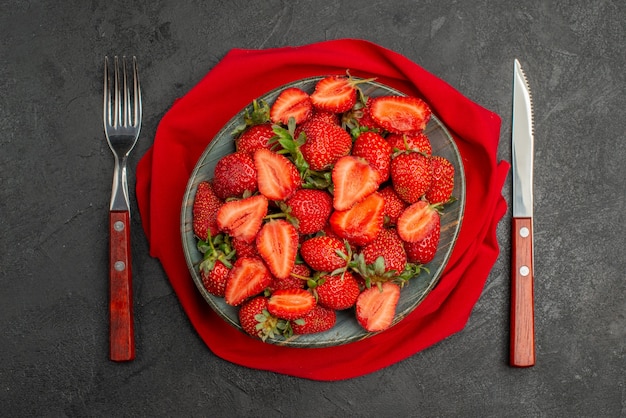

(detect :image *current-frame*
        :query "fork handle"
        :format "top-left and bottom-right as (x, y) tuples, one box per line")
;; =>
(109, 210), (135, 361)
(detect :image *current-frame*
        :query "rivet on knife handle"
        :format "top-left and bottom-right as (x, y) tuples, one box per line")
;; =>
(510, 217), (535, 367)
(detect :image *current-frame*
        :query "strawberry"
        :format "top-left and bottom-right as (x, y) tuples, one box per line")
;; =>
(314, 271), (361, 310)
(360, 228), (407, 277)
(284, 189), (333, 234)
(300, 120), (352, 171)
(270, 87), (312, 125)
(386, 132), (432, 156)
(355, 281), (401, 332)
(351, 131), (393, 182)
(216, 194), (268, 243)
(309, 109), (340, 126)
(331, 155), (381, 211)
(329, 192), (385, 246)
(425, 155), (455, 204)
(254, 148), (301, 201)
(224, 257), (273, 306)
(200, 259), (230, 297)
(192, 181), (223, 240)
(256, 220), (299, 279)
(267, 288), (316, 320)
(404, 220), (441, 264)
(390, 152), (433, 204)
(351, 99), (380, 132)
(238, 296), (284, 341)
(369, 96), (431, 134)
(212, 151), (258, 199)
(378, 185), (407, 226)
(300, 235), (349, 273)
(396, 200), (440, 243)
(236, 123), (276, 155)
(231, 236), (258, 259)
(270, 263), (310, 291)
(310, 75), (371, 113)
(291, 305), (337, 335)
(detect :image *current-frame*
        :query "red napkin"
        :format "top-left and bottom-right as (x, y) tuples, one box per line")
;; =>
(136, 39), (509, 381)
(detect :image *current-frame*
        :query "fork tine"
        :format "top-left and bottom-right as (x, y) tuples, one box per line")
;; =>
(103, 56), (110, 127)
(122, 56), (130, 128)
(132, 56), (142, 128)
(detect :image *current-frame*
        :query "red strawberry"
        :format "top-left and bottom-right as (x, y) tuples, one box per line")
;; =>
(351, 131), (393, 182)
(329, 192), (385, 246)
(238, 296), (282, 341)
(216, 194), (268, 243)
(300, 120), (352, 171)
(212, 152), (258, 199)
(267, 288), (316, 320)
(291, 305), (336, 335)
(425, 156), (455, 204)
(309, 109), (340, 126)
(314, 271), (361, 310)
(270, 263), (310, 291)
(369, 96), (431, 134)
(404, 220), (441, 264)
(396, 200), (440, 243)
(331, 155), (381, 211)
(192, 181), (223, 240)
(254, 148), (301, 201)
(200, 259), (230, 297)
(284, 189), (333, 234)
(236, 123), (276, 155)
(352, 99), (380, 132)
(310, 75), (367, 113)
(386, 132), (432, 156)
(231, 236), (258, 259)
(300, 235), (349, 273)
(224, 257), (272, 306)
(361, 228), (407, 277)
(390, 152), (433, 204)
(355, 281), (401, 332)
(270, 87), (312, 125)
(378, 185), (407, 226)
(256, 220), (299, 279)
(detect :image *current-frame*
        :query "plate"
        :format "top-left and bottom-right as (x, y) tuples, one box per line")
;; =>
(181, 77), (465, 347)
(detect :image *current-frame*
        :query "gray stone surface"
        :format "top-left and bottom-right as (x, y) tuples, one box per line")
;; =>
(1, 0), (624, 416)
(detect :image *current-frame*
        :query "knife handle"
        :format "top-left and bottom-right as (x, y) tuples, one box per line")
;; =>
(510, 217), (535, 367)
(109, 210), (135, 361)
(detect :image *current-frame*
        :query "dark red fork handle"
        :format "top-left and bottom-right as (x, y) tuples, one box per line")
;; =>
(109, 210), (135, 361)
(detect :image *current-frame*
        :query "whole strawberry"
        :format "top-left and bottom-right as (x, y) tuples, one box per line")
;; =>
(212, 151), (258, 199)
(378, 185), (407, 226)
(269, 263), (310, 291)
(300, 236), (349, 273)
(238, 296), (284, 341)
(236, 123), (276, 155)
(192, 181), (223, 240)
(314, 271), (361, 310)
(351, 131), (393, 182)
(200, 259), (230, 297)
(425, 155), (455, 204)
(360, 228), (407, 280)
(390, 152), (433, 204)
(291, 305), (336, 335)
(386, 132), (432, 156)
(284, 189), (333, 234)
(300, 120), (352, 171)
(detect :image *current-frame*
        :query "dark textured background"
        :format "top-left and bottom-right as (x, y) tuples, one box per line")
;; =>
(1, 1), (624, 416)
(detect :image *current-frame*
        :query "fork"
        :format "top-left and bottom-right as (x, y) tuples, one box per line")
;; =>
(103, 56), (142, 361)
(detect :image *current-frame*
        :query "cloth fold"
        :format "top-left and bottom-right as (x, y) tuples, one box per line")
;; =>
(135, 39), (509, 381)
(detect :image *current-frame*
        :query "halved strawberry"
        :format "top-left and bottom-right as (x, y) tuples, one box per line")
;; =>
(212, 152), (258, 199)
(299, 235), (348, 273)
(396, 200), (440, 243)
(224, 257), (272, 306)
(192, 181), (223, 240)
(270, 87), (312, 125)
(254, 148), (301, 201)
(390, 152), (433, 204)
(355, 281), (401, 332)
(284, 189), (333, 234)
(386, 132), (432, 156)
(236, 123), (276, 155)
(369, 96), (431, 134)
(291, 305), (336, 335)
(404, 220), (441, 264)
(267, 288), (316, 320)
(300, 120), (353, 171)
(256, 220), (299, 279)
(310, 75), (360, 113)
(332, 155), (381, 211)
(216, 194), (268, 243)
(314, 271), (361, 310)
(425, 155), (455, 204)
(329, 191), (385, 246)
(351, 131), (393, 182)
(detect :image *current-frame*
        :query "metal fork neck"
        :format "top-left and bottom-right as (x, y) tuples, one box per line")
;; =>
(110, 153), (131, 212)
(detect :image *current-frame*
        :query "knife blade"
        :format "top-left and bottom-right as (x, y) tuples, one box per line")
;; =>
(510, 58), (536, 367)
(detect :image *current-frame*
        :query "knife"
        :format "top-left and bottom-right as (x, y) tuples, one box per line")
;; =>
(510, 58), (536, 367)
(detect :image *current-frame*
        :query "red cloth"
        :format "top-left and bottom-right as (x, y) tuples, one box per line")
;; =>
(136, 39), (510, 381)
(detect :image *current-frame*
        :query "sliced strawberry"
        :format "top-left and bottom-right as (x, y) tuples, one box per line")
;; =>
(224, 257), (272, 306)
(390, 152), (433, 204)
(254, 148), (301, 201)
(270, 87), (312, 125)
(369, 96), (431, 134)
(236, 123), (276, 155)
(329, 191), (385, 246)
(404, 220), (441, 264)
(212, 151), (258, 199)
(386, 132), (432, 156)
(314, 271), (361, 310)
(284, 189), (333, 234)
(192, 181), (223, 240)
(300, 120), (353, 171)
(291, 305), (336, 335)
(256, 220), (299, 279)
(310, 75), (358, 113)
(396, 200), (440, 243)
(267, 288), (316, 320)
(300, 235), (349, 273)
(216, 195), (268, 243)
(332, 155), (381, 211)
(351, 131), (393, 182)
(356, 282), (401, 332)
(425, 155), (455, 204)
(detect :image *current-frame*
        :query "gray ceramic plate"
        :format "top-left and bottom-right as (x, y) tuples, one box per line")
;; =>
(181, 77), (465, 347)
